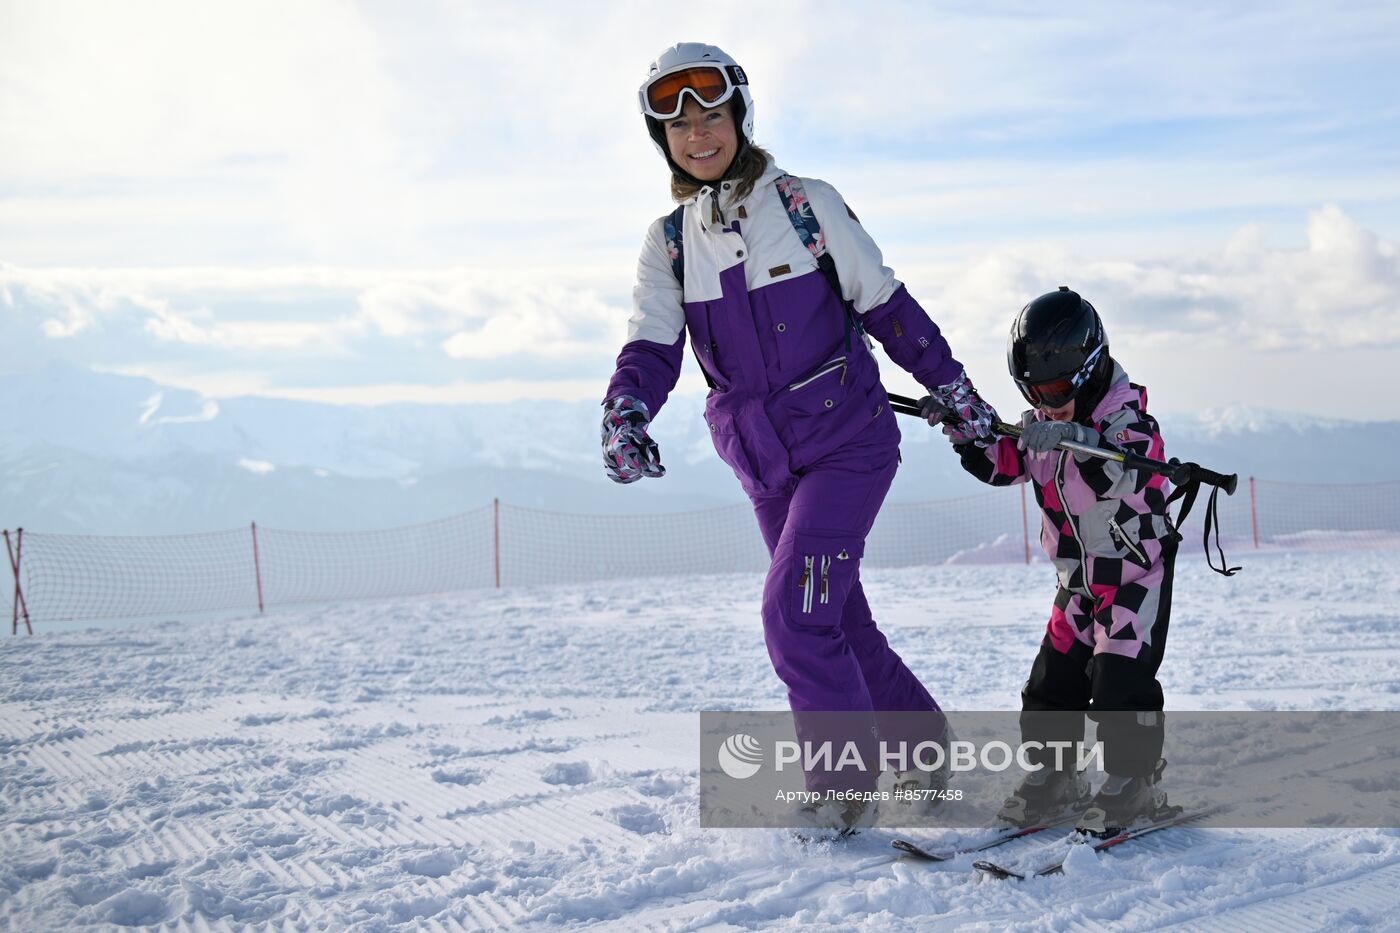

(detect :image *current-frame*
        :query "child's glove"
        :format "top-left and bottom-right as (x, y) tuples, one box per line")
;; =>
(1018, 417), (1100, 455)
(601, 396), (665, 484)
(920, 370), (998, 447)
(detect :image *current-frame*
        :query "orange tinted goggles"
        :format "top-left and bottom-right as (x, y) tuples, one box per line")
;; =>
(642, 64), (742, 119)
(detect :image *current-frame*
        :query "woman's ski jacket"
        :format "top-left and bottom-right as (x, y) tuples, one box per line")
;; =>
(604, 159), (963, 496)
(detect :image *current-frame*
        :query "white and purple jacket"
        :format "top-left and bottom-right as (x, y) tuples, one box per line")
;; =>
(604, 160), (964, 497)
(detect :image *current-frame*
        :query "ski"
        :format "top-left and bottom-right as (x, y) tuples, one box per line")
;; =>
(973, 805), (1225, 880)
(891, 814), (1079, 862)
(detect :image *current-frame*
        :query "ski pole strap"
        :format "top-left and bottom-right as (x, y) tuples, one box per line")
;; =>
(1202, 484), (1241, 577)
(1165, 468), (1240, 577)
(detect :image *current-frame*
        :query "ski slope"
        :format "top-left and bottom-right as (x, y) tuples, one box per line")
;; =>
(2, 548), (1399, 930)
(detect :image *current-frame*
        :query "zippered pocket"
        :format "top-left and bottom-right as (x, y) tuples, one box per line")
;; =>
(798, 553), (832, 612)
(1107, 516), (1150, 565)
(794, 540), (859, 616)
(798, 555), (814, 613)
(788, 356), (847, 391)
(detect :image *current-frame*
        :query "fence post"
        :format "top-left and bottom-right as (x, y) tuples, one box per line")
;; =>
(1249, 477), (1260, 549)
(5, 528), (32, 636)
(493, 498), (501, 588)
(1020, 485), (1031, 565)
(250, 522), (266, 613)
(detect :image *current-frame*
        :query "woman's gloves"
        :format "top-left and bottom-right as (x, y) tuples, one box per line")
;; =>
(918, 370), (999, 447)
(1018, 416), (1101, 456)
(601, 396), (666, 484)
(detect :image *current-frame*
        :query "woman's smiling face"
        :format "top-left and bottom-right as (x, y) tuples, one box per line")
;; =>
(664, 97), (738, 182)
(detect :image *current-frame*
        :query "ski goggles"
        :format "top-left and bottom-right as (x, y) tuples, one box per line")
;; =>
(1015, 344), (1105, 408)
(640, 63), (748, 120)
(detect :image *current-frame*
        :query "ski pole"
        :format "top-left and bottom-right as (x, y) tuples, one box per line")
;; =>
(886, 391), (1241, 576)
(995, 419), (1238, 494)
(885, 393), (1238, 495)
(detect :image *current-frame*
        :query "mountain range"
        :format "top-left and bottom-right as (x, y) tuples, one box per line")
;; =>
(3, 362), (1397, 535)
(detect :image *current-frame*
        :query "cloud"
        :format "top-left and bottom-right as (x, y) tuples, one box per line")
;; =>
(0, 0), (398, 176)
(2, 206), (1396, 419)
(1, 2), (1395, 424)
(0, 263), (633, 393)
(139, 296), (341, 352)
(0, 0), (420, 262)
(5, 2), (1397, 271)
(439, 286), (619, 360)
(902, 204), (1400, 360)
(39, 303), (93, 339)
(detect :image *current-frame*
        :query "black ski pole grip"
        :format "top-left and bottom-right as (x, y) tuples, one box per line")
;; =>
(1123, 452), (1186, 484)
(887, 392), (954, 423)
(1192, 466), (1238, 496)
(1159, 458), (1238, 495)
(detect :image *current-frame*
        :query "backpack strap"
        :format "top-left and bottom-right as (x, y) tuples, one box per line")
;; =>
(773, 174), (864, 352)
(663, 205), (685, 282)
(663, 205), (716, 390)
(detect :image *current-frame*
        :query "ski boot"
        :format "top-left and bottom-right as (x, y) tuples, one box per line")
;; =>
(890, 753), (952, 819)
(794, 794), (877, 842)
(888, 723), (956, 820)
(997, 768), (1092, 826)
(1076, 758), (1181, 838)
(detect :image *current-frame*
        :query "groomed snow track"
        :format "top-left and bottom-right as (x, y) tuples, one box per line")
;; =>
(3, 551), (1399, 929)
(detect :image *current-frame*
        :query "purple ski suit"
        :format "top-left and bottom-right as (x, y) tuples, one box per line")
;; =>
(604, 161), (961, 788)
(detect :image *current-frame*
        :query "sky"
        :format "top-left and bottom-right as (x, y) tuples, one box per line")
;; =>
(2, 0), (1399, 420)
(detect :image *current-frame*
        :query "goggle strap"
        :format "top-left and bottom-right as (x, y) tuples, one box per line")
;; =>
(653, 61), (745, 85)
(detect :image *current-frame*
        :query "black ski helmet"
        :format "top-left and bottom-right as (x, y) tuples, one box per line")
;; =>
(1007, 286), (1111, 409)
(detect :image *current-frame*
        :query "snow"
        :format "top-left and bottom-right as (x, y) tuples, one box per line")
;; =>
(2, 548), (1400, 930)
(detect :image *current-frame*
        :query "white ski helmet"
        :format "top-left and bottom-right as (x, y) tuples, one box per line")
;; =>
(639, 42), (754, 178)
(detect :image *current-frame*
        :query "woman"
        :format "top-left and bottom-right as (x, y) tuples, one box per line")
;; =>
(600, 42), (998, 830)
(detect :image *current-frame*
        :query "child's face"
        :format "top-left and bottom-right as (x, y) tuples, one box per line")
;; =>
(1039, 399), (1076, 422)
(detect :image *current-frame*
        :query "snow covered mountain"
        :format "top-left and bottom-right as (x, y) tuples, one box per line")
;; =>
(2, 361), (1398, 535)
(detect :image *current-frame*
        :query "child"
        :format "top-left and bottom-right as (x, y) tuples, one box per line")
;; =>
(927, 286), (1180, 836)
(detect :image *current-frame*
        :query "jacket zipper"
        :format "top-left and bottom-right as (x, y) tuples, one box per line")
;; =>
(1109, 516), (1149, 564)
(819, 555), (831, 605)
(788, 356), (847, 391)
(1055, 451), (1091, 595)
(799, 555), (814, 613)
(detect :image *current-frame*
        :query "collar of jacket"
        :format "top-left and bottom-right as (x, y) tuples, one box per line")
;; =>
(1088, 361), (1137, 422)
(684, 157), (787, 213)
